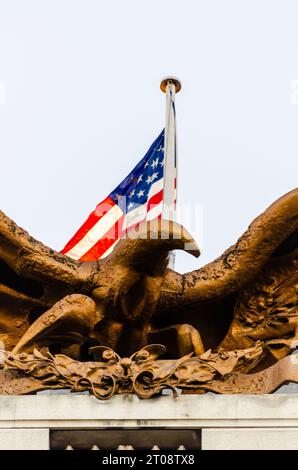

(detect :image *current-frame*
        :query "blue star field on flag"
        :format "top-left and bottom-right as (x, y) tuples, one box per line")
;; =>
(109, 130), (165, 213)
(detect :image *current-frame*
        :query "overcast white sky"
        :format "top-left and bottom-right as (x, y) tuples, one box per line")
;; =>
(0, 0), (297, 273)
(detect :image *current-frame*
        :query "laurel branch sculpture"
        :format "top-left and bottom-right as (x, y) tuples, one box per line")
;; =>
(0, 188), (297, 398)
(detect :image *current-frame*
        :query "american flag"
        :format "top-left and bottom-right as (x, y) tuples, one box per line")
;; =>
(61, 130), (176, 261)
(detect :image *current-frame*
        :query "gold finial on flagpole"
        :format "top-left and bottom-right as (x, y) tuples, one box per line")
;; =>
(160, 76), (182, 93)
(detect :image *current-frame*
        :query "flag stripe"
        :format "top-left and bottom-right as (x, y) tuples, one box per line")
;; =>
(79, 213), (125, 261)
(148, 189), (163, 209)
(99, 239), (119, 259)
(82, 195), (164, 261)
(61, 196), (115, 254)
(147, 200), (163, 221)
(65, 203), (123, 260)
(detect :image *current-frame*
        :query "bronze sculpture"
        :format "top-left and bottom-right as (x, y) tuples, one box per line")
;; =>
(0, 188), (297, 398)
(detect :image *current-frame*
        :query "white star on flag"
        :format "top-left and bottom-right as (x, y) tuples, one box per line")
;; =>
(137, 190), (145, 198)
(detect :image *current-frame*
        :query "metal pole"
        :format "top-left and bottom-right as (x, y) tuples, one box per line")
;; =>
(160, 77), (181, 221)
(160, 77), (181, 268)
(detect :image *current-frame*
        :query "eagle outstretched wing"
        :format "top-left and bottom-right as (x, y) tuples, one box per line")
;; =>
(156, 188), (298, 363)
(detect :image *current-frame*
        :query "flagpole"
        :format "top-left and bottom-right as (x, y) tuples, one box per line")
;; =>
(160, 77), (181, 221)
(160, 76), (181, 267)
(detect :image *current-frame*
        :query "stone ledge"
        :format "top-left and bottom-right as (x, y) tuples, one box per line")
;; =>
(0, 429), (49, 450)
(202, 428), (298, 450)
(0, 393), (298, 428)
